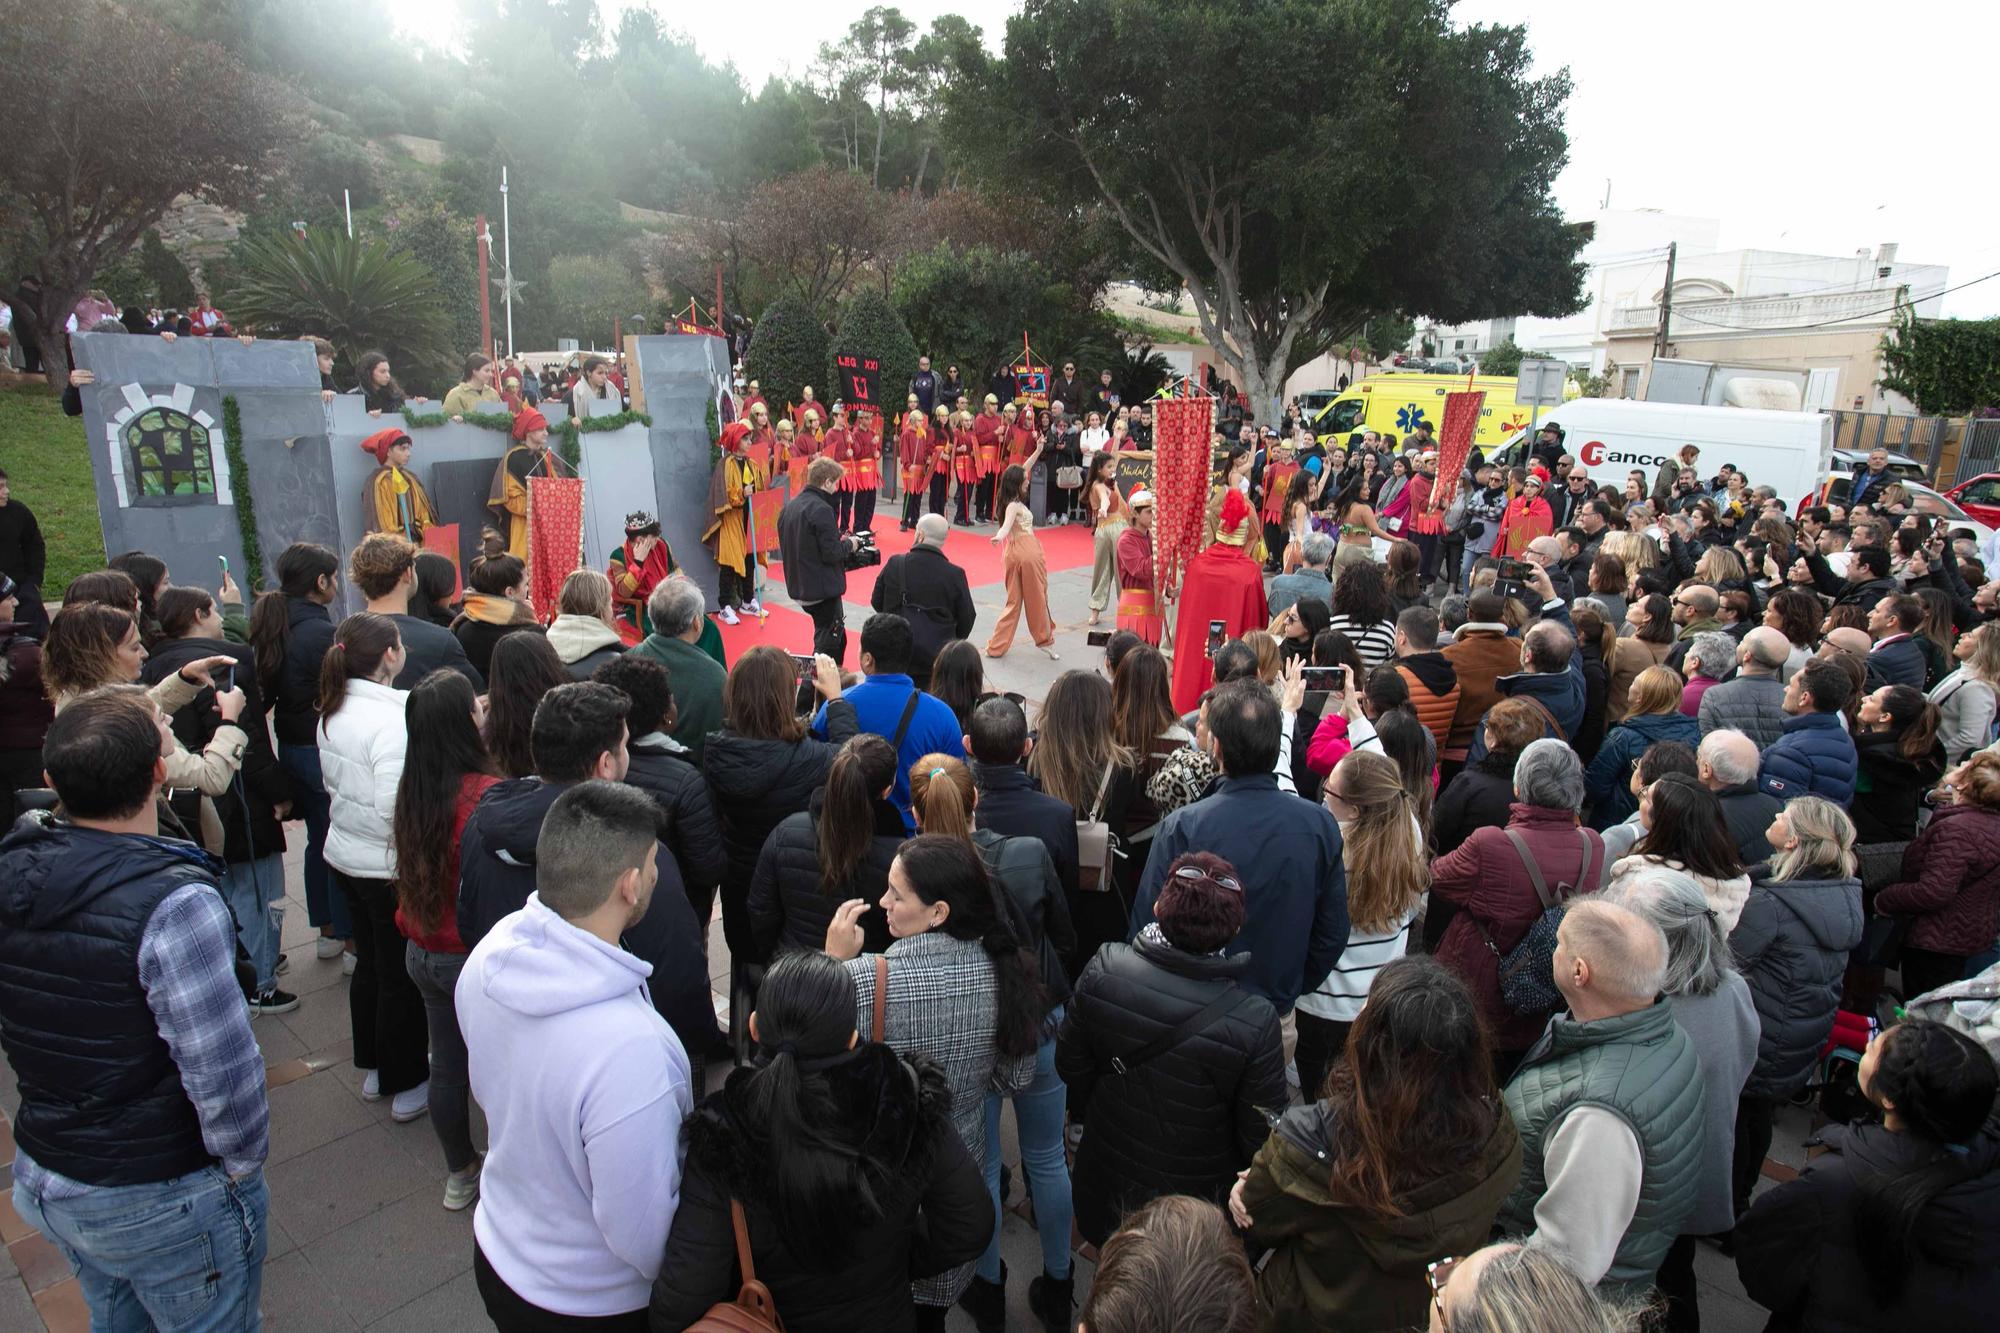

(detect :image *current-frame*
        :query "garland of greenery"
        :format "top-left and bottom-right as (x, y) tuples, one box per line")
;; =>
(707, 397), (721, 467)
(219, 396), (266, 589)
(400, 407), (516, 432)
(558, 410), (652, 470)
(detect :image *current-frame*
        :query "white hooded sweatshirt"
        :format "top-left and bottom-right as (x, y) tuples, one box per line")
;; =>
(457, 892), (692, 1317)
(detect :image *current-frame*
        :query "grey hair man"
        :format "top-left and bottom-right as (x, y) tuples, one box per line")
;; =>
(1268, 531), (1335, 615)
(633, 576), (726, 764)
(1697, 626), (1790, 749)
(1497, 900), (1704, 1290)
(1514, 736), (1587, 812)
(870, 512), (975, 688)
(1684, 631), (1738, 683)
(1696, 730), (1781, 864)
(1598, 865), (1759, 1248)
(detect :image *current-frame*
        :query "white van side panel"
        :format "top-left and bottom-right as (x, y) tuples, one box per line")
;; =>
(1489, 400), (1831, 500)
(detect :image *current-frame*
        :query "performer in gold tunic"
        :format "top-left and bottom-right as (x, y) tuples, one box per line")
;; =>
(359, 428), (437, 541)
(488, 408), (558, 560)
(703, 419), (769, 625)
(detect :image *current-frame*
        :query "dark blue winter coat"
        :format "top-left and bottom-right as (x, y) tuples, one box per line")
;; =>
(1758, 711), (1858, 804)
(1583, 710), (1702, 828)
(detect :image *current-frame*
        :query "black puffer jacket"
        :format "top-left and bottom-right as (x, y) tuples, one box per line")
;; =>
(1730, 870), (1864, 1100)
(647, 1045), (991, 1333)
(271, 595), (334, 747)
(1735, 1116), (2000, 1331)
(1851, 730), (1947, 845)
(142, 635), (292, 865)
(623, 738), (726, 899)
(703, 701), (859, 953)
(1056, 931), (1287, 1244)
(972, 828), (1076, 1011)
(746, 792), (904, 963)
(1433, 751), (1520, 857)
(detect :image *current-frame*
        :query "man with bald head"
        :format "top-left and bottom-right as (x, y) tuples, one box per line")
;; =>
(1819, 625), (1874, 664)
(1499, 900), (1705, 1290)
(1697, 625), (1791, 748)
(1697, 730), (1781, 862)
(1665, 584), (1722, 675)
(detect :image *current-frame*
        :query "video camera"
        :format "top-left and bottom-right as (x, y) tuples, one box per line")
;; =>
(842, 530), (881, 570)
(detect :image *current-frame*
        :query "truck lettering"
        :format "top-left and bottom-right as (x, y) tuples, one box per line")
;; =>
(1579, 439), (1672, 470)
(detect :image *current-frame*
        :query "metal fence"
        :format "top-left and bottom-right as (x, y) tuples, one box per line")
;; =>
(1956, 418), (2000, 487)
(1824, 410), (1953, 478)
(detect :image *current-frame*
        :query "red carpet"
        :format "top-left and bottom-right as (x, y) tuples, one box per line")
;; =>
(717, 520), (1098, 666)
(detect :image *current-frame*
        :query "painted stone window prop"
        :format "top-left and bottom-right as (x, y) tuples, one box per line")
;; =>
(125, 407), (216, 499)
(101, 384), (233, 510)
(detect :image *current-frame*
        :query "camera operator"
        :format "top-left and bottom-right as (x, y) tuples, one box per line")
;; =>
(777, 456), (859, 662)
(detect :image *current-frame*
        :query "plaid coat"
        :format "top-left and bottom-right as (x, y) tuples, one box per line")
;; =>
(848, 931), (1034, 1306)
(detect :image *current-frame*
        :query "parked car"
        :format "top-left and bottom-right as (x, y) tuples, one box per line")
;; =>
(1944, 472), (2000, 530)
(1818, 473), (1997, 548)
(1831, 447), (1927, 481)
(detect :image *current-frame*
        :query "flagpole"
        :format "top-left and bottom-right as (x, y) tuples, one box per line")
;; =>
(500, 166), (515, 359)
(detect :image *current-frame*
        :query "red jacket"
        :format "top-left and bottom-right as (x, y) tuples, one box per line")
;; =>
(396, 772), (500, 954)
(1430, 803), (1607, 1051)
(1876, 804), (2000, 957)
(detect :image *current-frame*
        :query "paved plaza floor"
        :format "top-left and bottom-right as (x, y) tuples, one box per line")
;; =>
(0, 513), (1789, 1330)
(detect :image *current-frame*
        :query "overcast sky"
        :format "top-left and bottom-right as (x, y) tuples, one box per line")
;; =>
(396, 0), (2000, 316)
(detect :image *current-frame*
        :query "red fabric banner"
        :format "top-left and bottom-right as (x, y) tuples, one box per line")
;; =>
(748, 486), (786, 555)
(526, 476), (585, 619)
(1151, 396), (1214, 595)
(420, 523), (462, 600)
(1432, 390), (1486, 511)
(1261, 461), (1300, 524)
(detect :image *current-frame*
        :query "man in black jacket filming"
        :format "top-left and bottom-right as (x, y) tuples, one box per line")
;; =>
(871, 513), (975, 689)
(777, 456), (858, 663)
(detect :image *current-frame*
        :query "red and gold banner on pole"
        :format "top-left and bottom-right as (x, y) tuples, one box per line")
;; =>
(1430, 390), (1486, 511)
(527, 476), (586, 619)
(748, 486), (786, 556)
(1150, 395), (1215, 595)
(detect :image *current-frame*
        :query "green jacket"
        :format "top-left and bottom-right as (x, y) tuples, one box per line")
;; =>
(630, 633), (727, 766)
(1242, 1099), (1521, 1332)
(1499, 999), (1705, 1291)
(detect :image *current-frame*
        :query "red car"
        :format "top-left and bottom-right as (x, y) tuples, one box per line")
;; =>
(1946, 472), (2000, 528)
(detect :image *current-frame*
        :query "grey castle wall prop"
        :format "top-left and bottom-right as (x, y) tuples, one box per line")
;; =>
(73, 332), (733, 615)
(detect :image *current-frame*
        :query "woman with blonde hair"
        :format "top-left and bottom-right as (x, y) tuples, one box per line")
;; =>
(1931, 619), (2000, 765)
(1427, 1243), (1646, 1333)
(1693, 544), (1746, 588)
(1243, 630), (1283, 686)
(1731, 796), (1864, 1218)
(545, 568), (625, 680)
(1583, 665), (1699, 827)
(1606, 593), (1674, 724)
(1293, 749), (1429, 1097)
(1601, 528), (1659, 578)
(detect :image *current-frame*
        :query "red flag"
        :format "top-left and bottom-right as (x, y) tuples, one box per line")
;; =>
(420, 524), (462, 600)
(1151, 396), (1214, 594)
(1431, 390), (1486, 511)
(748, 486), (786, 555)
(527, 476), (586, 619)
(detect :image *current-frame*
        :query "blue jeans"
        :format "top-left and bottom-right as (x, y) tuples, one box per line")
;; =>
(13, 1165), (268, 1331)
(976, 1015), (1073, 1282)
(278, 742), (348, 939)
(216, 856), (283, 994)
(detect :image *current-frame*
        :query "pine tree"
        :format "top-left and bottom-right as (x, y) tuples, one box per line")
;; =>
(743, 293), (828, 416)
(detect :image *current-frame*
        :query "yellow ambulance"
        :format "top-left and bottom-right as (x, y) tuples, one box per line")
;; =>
(1309, 372), (1577, 449)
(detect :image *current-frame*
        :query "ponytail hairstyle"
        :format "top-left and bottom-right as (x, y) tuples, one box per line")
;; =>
(251, 541), (339, 700)
(1329, 750), (1429, 933)
(891, 834), (1044, 1059)
(317, 612), (399, 720)
(1875, 683), (1943, 764)
(1853, 1020), (2000, 1300)
(736, 951), (885, 1259)
(1372, 706), (1435, 841)
(818, 735), (898, 895)
(908, 752), (976, 839)
(108, 551), (168, 644)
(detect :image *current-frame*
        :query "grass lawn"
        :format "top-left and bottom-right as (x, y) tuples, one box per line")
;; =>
(0, 380), (106, 594)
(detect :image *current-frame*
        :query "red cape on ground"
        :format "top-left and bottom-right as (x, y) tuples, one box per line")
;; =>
(1169, 541), (1270, 713)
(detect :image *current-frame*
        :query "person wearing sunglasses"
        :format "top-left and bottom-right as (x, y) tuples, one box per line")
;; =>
(1423, 1243), (1644, 1332)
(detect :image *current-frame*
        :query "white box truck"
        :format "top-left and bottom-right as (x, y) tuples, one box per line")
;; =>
(1488, 398), (1833, 502)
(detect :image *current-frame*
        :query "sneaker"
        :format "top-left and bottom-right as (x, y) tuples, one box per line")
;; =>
(718, 606), (741, 626)
(443, 1156), (483, 1212)
(315, 936), (344, 960)
(743, 598), (765, 617)
(361, 1069), (382, 1101)
(342, 950), (356, 976)
(249, 988), (299, 1017)
(275, 952), (289, 976)
(391, 1081), (431, 1123)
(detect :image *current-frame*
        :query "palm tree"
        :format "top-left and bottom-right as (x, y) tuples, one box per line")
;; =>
(224, 229), (451, 387)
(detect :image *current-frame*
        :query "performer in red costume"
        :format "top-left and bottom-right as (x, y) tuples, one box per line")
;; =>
(951, 410), (980, 526)
(972, 394), (1006, 522)
(1168, 488), (1268, 712)
(1116, 489), (1165, 646)
(843, 406), (881, 534)
(897, 401), (932, 532)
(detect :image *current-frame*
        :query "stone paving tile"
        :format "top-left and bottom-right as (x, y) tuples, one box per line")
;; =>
(29, 1277), (86, 1333)
(276, 985), (360, 1054)
(364, 1267), (479, 1332)
(300, 1187), (474, 1327)
(266, 1122), (425, 1248)
(264, 1070), (377, 1168)
(0, 1258), (39, 1331)
(7, 1231), (69, 1293)
(261, 1250), (357, 1330)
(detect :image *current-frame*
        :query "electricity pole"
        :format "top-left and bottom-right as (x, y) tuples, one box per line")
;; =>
(1654, 241), (1677, 363)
